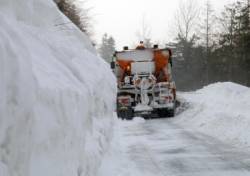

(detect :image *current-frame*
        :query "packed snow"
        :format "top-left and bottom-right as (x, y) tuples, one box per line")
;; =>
(0, 1), (116, 176)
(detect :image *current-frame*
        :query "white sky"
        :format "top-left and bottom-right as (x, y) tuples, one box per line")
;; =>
(88, 0), (236, 50)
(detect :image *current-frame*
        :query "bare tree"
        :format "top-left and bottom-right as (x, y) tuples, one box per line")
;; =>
(136, 15), (152, 48)
(175, 0), (200, 41)
(74, 0), (93, 37)
(55, 0), (93, 37)
(205, 0), (213, 53)
(199, 0), (216, 83)
(218, 4), (237, 49)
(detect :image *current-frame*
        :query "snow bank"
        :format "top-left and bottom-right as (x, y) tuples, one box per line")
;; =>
(0, 1), (116, 176)
(175, 82), (250, 148)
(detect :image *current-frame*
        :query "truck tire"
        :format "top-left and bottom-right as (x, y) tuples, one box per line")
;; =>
(157, 108), (175, 118)
(157, 109), (168, 118)
(118, 108), (134, 120)
(167, 109), (175, 118)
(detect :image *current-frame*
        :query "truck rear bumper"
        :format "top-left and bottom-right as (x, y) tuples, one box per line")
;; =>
(152, 102), (175, 110)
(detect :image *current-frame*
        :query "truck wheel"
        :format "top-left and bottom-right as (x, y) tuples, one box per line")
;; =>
(157, 109), (175, 118)
(167, 109), (175, 118)
(118, 108), (134, 120)
(157, 109), (167, 118)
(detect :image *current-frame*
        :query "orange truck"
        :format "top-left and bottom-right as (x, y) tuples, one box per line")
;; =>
(111, 42), (176, 119)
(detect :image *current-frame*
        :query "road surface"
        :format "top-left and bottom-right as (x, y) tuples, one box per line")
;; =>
(118, 118), (250, 176)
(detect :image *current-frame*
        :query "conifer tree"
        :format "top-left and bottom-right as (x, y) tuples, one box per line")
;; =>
(98, 33), (116, 63)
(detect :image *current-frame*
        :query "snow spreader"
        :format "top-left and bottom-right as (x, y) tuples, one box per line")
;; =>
(111, 42), (177, 119)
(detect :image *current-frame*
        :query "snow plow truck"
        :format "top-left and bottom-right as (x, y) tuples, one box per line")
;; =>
(111, 42), (177, 119)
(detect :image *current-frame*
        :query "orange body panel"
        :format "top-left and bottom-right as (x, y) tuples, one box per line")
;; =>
(154, 51), (168, 74)
(153, 50), (169, 82)
(117, 60), (133, 85)
(117, 60), (133, 72)
(116, 49), (170, 83)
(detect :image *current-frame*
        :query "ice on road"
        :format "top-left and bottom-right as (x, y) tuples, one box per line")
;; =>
(110, 118), (250, 176)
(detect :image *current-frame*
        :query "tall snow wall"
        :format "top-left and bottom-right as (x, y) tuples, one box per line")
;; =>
(0, 0), (116, 176)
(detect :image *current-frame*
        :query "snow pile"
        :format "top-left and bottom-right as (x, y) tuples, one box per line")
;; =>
(175, 82), (250, 148)
(0, 1), (116, 176)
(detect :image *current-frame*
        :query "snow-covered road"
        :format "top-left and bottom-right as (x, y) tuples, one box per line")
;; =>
(116, 118), (250, 176)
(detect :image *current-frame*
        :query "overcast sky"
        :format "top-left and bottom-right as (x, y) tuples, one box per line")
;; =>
(88, 0), (236, 49)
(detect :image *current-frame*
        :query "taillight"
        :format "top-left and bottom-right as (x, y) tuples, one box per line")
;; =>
(118, 97), (130, 106)
(159, 96), (173, 104)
